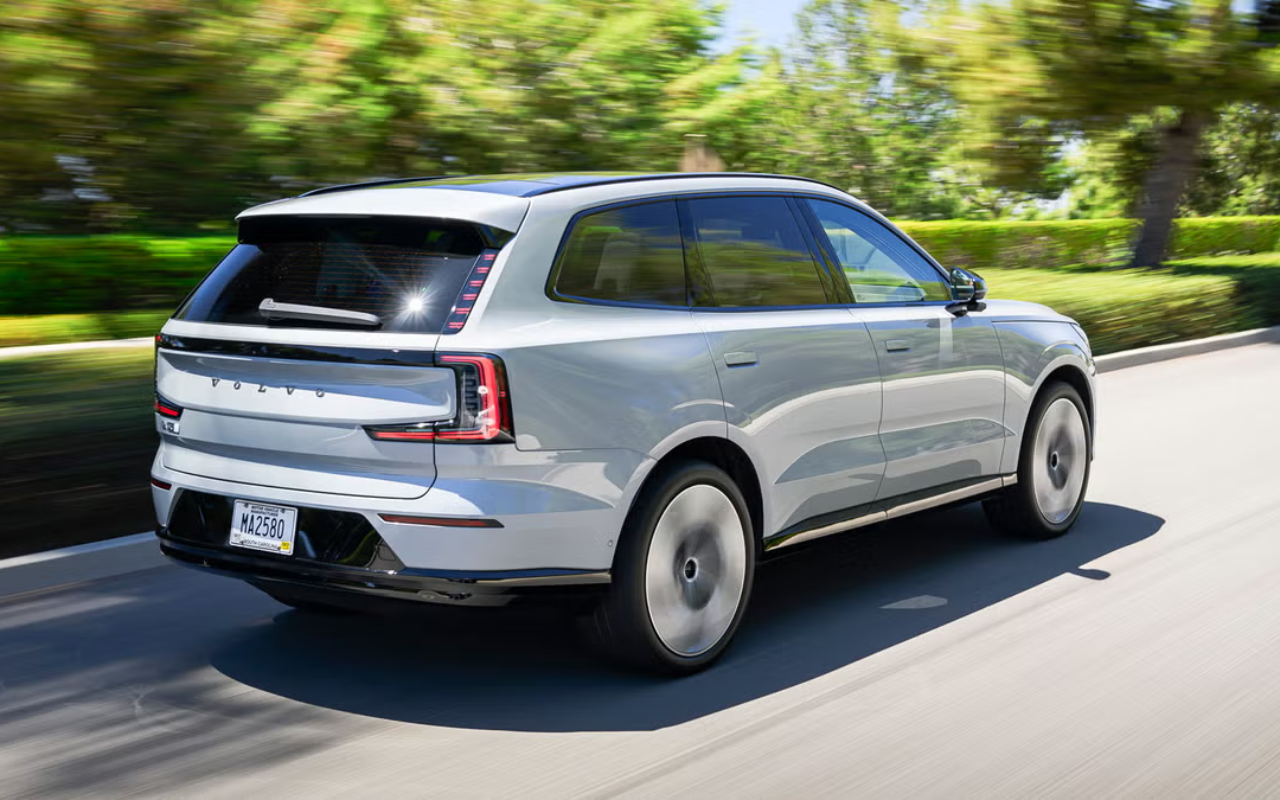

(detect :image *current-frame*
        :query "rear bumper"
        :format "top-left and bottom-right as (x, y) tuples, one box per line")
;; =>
(158, 534), (609, 608)
(150, 442), (646, 573)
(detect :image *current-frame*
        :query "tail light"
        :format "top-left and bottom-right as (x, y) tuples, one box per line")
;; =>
(154, 394), (183, 418)
(366, 353), (513, 444)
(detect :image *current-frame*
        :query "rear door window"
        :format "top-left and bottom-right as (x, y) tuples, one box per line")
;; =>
(176, 216), (511, 333)
(551, 201), (687, 306)
(684, 196), (832, 308)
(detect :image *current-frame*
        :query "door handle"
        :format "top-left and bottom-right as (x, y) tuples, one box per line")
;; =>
(724, 351), (758, 367)
(884, 339), (911, 353)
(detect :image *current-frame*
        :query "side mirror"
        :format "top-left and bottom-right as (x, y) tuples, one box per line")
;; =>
(950, 267), (987, 303)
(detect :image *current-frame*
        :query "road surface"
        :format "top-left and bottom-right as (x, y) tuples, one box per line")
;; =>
(3, 343), (1280, 798)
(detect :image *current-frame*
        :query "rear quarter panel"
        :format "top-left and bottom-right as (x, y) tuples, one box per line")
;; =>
(452, 198), (726, 456)
(436, 197), (729, 562)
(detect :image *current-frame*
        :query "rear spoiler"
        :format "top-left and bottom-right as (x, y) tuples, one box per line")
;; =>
(237, 187), (530, 235)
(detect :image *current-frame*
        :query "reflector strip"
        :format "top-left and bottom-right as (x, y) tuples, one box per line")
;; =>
(441, 248), (500, 334)
(378, 514), (503, 528)
(150, 477), (173, 490)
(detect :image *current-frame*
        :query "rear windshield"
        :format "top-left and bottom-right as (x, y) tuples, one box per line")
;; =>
(175, 216), (512, 333)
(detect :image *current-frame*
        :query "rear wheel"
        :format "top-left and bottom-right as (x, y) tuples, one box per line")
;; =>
(984, 381), (1091, 539)
(584, 461), (754, 675)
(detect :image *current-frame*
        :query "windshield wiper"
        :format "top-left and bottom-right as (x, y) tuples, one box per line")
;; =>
(258, 298), (382, 328)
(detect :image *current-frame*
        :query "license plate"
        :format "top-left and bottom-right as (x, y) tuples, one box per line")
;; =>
(229, 500), (297, 556)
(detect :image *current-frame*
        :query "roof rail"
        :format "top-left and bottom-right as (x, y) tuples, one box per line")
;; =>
(520, 172), (847, 197)
(297, 175), (455, 197)
(295, 172), (850, 200)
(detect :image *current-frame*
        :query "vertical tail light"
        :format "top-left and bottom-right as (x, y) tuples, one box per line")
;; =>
(441, 249), (498, 334)
(365, 353), (513, 444)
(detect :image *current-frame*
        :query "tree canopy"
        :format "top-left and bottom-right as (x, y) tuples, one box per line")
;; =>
(3, 0), (1280, 265)
(946, 0), (1280, 264)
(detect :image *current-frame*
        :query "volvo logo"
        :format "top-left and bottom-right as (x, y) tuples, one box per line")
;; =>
(210, 377), (325, 397)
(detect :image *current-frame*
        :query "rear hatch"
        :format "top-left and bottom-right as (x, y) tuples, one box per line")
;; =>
(156, 212), (514, 499)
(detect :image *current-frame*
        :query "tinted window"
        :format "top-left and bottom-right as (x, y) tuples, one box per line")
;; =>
(686, 196), (830, 308)
(553, 201), (687, 306)
(177, 216), (504, 333)
(804, 198), (950, 303)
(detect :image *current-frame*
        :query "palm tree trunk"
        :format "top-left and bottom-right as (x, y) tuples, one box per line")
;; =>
(1129, 109), (1212, 268)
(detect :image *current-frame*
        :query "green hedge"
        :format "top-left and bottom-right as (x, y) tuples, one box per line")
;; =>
(901, 220), (1130, 271)
(2, 216), (1280, 315)
(900, 216), (1280, 271)
(0, 236), (234, 315)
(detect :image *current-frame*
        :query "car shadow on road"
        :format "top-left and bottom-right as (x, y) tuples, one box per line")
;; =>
(211, 500), (1163, 732)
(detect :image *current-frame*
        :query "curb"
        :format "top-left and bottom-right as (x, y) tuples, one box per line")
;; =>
(0, 336), (153, 360)
(0, 533), (168, 602)
(1095, 325), (1280, 374)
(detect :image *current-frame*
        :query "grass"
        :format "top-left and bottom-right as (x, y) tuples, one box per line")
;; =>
(0, 348), (157, 557)
(985, 260), (1273, 355)
(1166, 253), (1280, 321)
(0, 348), (154, 442)
(0, 309), (171, 348)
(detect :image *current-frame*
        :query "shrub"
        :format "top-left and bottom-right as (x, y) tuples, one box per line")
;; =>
(899, 216), (1280, 272)
(901, 220), (1136, 271)
(1171, 218), (1280, 258)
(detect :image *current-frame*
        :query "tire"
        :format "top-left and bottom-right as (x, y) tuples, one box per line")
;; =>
(583, 461), (755, 676)
(984, 381), (1092, 540)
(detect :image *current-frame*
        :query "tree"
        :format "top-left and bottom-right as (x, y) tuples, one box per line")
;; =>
(0, 0), (754, 233)
(746, 0), (965, 218)
(245, 0), (755, 178)
(746, 0), (1067, 220)
(0, 0), (303, 233)
(1187, 102), (1280, 215)
(949, 0), (1280, 266)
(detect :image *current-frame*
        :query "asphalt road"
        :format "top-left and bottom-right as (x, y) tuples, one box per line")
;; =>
(3, 343), (1280, 798)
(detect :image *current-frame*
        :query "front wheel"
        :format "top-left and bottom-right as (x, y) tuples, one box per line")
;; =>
(584, 461), (755, 676)
(984, 381), (1091, 539)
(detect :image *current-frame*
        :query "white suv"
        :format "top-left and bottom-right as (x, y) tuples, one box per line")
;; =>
(152, 173), (1095, 674)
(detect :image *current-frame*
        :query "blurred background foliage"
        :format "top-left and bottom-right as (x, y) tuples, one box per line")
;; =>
(3, 0), (1280, 249)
